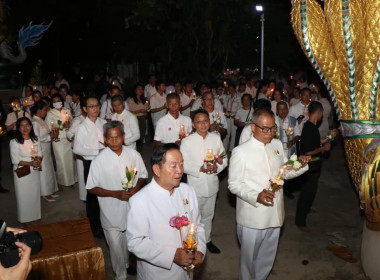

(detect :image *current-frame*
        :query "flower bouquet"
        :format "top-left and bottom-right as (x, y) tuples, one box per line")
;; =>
(326, 133), (334, 143)
(283, 154), (302, 170)
(212, 112), (221, 126)
(169, 215), (197, 272)
(122, 166), (137, 191)
(285, 126), (294, 141)
(214, 150), (227, 165)
(57, 120), (64, 130)
(146, 100), (151, 112)
(11, 103), (21, 112)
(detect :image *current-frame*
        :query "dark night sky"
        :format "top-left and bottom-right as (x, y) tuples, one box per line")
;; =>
(3, 0), (310, 83)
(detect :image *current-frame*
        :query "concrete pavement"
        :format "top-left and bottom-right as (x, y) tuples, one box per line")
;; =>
(0, 135), (368, 279)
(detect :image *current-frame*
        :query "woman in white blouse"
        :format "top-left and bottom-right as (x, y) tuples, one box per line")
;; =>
(32, 101), (59, 202)
(10, 117), (42, 224)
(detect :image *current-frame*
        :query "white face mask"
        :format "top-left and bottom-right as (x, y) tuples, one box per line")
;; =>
(53, 102), (63, 109)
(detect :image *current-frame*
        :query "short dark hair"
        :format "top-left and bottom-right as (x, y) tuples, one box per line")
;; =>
(276, 101), (288, 109)
(241, 93), (252, 105)
(155, 80), (165, 89)
(9, 96), (20, 104)
(300, 87), (311, 96)
(202, 91), (214, 100)
(59, 84), (69, 92)
(151, 143), (180, 171)
(15, 117), (38, 144)
(50, 93), (65, 108)
(166, 93), (180, 102)
(253, 98), (271, 110)
(109, 85), (120, 92)
(252, 108), (274, 124)
(85, 95), (99, 107)
(32, 90), (42, 98)
(308, 101), (323, 114)
(191, 109), (209, 121)
(30, 100), (48, 115)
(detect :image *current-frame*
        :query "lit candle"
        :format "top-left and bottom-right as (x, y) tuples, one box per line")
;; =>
(64, 112), (69, 122)
(0, 127), (2, 133)
(276, 168), (284, 180)
(51, 121), (55, 128)
(112, 81), (116, 85)
(11, 103), (14, 107)
(192, 93), (196, 100)
(30, 146), (35, 155)
(208, 148), (213, 155)
(215, 112), (219, 118)
(187, 223), (196, 249)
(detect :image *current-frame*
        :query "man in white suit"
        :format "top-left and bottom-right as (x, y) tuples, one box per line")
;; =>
(228, 108), (310, 280)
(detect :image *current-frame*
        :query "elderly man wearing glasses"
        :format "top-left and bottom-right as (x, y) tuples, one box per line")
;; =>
(73, 96), (106, 238)
(228, 108), (310, 280)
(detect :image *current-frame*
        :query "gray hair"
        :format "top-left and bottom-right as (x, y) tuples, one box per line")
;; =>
(252, 108), (274, 124)
(103, 120), (125, 136)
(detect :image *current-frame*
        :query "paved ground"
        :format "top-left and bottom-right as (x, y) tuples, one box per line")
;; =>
(0, 135), (368, 280)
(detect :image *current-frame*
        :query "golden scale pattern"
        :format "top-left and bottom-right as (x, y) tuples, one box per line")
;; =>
(292, 0), (380, 229)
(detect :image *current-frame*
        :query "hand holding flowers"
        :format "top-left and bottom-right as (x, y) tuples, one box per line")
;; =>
(122, 166), (138, 191)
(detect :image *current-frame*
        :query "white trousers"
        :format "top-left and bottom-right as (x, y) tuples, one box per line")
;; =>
(103, 229), (130, 280)
(76, 158), (86, 201)
(237, 225), (280, 280)
(197, 194), (217, 243)
(223, 118), (237, 152)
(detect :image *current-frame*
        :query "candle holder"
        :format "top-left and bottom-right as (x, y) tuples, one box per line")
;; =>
(285, 126), (294, 142)
(30, 145), (40, 170)
(179, 125), (186, 140)
(182, 224), (197, 271)
(51, 122), (60, 142)
(203, 149), (215, 174)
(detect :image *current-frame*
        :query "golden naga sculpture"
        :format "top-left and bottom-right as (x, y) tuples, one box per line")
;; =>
(291, 0), (380, 230)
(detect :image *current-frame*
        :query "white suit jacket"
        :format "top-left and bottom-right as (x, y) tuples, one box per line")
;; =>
(228, 136), (308, 229)
(181, 132), (227, 197)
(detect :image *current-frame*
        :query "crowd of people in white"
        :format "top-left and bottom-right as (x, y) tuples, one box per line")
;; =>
(0, 71), (336, 279)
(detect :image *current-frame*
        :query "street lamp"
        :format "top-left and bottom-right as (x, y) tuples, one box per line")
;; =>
(255, 5), (264, 80)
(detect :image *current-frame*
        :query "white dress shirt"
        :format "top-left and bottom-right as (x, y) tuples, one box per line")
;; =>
(144, 84), (157, 100)
(150, 92), (167, 127)
(111, 109), (140, 150)
(154, 113), (192, 143)
(66, 115), (86, 141)
(100, 99), (130, 120)
(86, 146), (148, 230)
(224, 93), (241, 114)
(245, 85), (257, 99)
(127, 179), (206, 280)
(180, 92), (195, 117)
(181, 132), (228, 197)
(73, 117), (106, 160)
(190, 97), (223, 112)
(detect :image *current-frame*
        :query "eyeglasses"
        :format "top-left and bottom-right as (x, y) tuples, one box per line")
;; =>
(253, 123), (277, 133)
(87, 104), (100, 109)
(194, 119), (209, 124)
